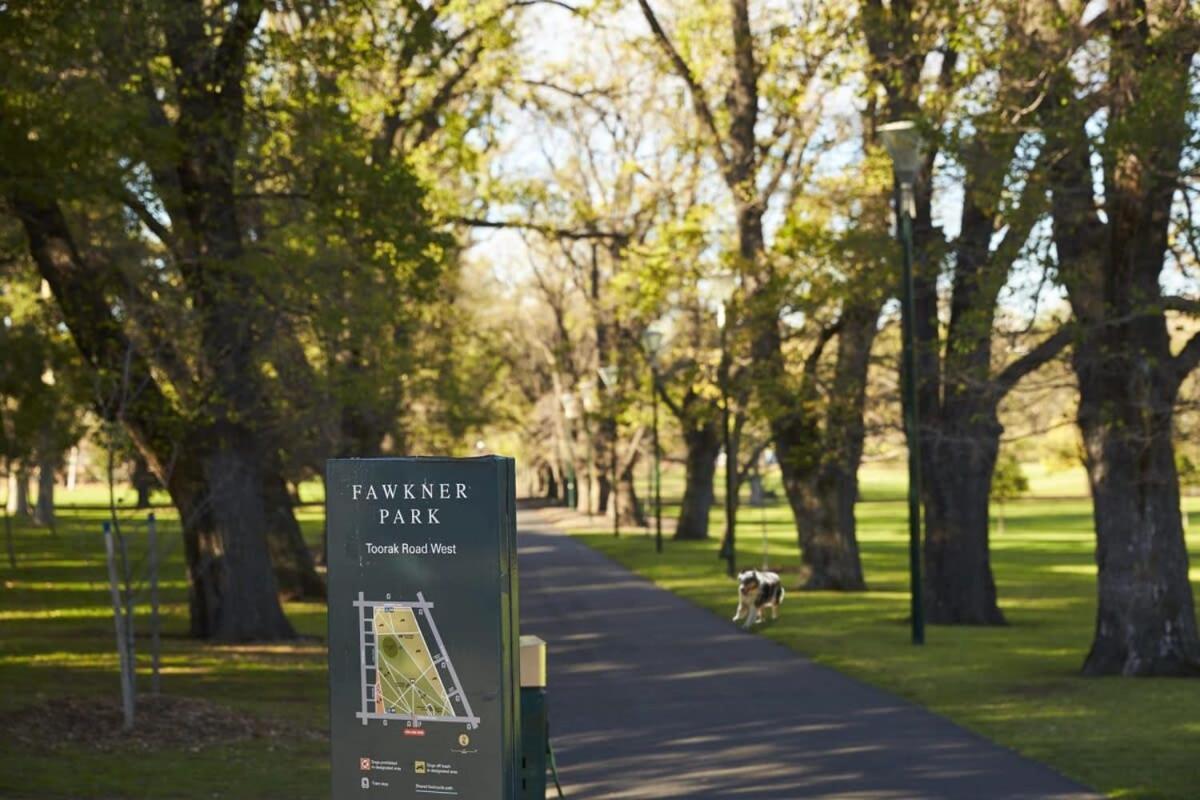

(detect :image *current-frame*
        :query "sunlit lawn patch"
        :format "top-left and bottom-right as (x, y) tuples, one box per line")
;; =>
(0, 505), (330, 799)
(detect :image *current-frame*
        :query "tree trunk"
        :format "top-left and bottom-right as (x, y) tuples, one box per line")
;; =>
(1075, 337), (1200, 676)
(616, 463), (646, 527)
(171, 425), (297, 641)
(1039, 16), (1200, 673)
(132, 454), (154, 509)
(261, 457), (326, 601)
(33, 454), (56, 530)
(540, 463), (559, 500)
(792, 470), (864, 589)
(775, 300), (876, 591)
(923, 427), (1006, 624)
(8, 469), (31, 517)
(674, 422), (720, 540)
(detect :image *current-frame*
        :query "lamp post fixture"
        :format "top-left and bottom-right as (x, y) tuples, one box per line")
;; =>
(878, 119), (926, 646)
(641, 328), (665, 554)
(561, 391), (580, 511)
(580, 379), (598, 516)
(708, 275), (738, 578)
(598, 365), (621, 538)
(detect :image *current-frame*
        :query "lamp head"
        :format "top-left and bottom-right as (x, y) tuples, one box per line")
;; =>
(877, 120), (924, 186)
(561, 391), (580, 421)
(641, 328), (664, 358)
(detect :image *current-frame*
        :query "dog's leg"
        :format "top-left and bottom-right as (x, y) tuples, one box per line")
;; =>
(732, 598), (746, 622)
(771, 601), (779, 620)
(744, 606), (759, 630)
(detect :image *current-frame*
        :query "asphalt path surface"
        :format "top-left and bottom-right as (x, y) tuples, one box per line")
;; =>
(517, 510), (1099, 800)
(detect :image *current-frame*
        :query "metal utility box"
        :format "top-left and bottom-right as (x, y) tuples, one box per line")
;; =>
(326, 456), (521, 799)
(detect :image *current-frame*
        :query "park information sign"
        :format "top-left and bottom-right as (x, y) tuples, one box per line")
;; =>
(326, 456), (521, 799)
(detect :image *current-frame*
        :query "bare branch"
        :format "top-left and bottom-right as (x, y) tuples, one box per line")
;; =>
(1176, 331), (1200, 386)
(453, 216), (630, 243)
(636, 0), (731, 175)
(992, 327), (1072, 400)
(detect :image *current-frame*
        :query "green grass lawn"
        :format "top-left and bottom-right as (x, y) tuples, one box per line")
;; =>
(567, 465), (1200, 800)
(0, 503), (330, 800)
(2, 471), (1198, 798)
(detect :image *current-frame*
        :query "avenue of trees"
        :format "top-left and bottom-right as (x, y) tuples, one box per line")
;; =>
(2, 0), (1199, 677)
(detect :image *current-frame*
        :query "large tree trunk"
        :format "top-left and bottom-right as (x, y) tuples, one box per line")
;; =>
(171, 425), (296, 640)
(261, 455), (325, 601)
(1038, 4), (1200, 674)
(674, 421), (720, 540)
(1075, 336), (1200, 676)
(924, 426), (1005, 625)
(793, 301), (878, 590)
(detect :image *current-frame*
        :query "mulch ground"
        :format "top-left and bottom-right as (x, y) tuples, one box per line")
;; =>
(2, 694), (324, 753)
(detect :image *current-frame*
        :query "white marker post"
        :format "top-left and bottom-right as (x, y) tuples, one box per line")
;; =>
(148, 512), (161, 696)
(103, 521), (135, 729)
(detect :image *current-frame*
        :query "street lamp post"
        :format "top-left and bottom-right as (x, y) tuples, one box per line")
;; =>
(561, 391), (580, 511)
(598, 365), (621, 538)
(709, 276), (738, 578)
(642, 329), (664, 554)
(878, 120), (926, 646)
(580, 379), (597, 517)
(719, 303), (737, 576)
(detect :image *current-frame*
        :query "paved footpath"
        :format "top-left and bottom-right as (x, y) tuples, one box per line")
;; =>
(517, 509), (1099, 800)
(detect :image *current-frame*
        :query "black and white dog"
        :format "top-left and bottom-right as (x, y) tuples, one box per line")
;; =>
(732, 569), (785, 629)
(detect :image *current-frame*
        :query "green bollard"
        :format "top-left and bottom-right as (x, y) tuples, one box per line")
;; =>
(519, 636), (551, 799)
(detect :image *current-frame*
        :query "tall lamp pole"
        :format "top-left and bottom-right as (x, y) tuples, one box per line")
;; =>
(642, 329), (664, 554)
(710, 276), (738, 578)
(598, 365), (621, 538)
(580, 379), (598, 516)
(561, 391), (580, 511)
(879, 120), (926, 646)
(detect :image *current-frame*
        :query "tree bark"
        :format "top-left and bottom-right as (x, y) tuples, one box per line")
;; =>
(923, 426), (1005, 624)
(33, 453), (56, 530)
(674, 421), (720, 540)
(174, 423), (296, 640)
(8, 469), (31, 517)
(799, 301), (878, 589)
(1039, 2), (1200, 673)
(132, 453), (155, 509)
(1075, 334), (1200, 675)
(261, 454), (325, 600)
(616, 462), (646, 527)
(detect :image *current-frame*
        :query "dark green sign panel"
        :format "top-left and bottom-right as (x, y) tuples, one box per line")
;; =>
(326, 457), (520, 799)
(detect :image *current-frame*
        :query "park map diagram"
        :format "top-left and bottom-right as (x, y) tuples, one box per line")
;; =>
(355, 592), (479, 728)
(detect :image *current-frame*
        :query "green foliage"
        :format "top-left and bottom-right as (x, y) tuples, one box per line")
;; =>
(0, 255), (89, 472)
(991, 452), (1030, 505)
(1178, 452), (1200, 491)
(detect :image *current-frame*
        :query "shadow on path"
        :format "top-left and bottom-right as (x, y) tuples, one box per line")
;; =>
(517, 511), (1097, 800)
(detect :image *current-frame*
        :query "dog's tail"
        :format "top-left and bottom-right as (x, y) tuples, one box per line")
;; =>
(777, 585), (786, 605)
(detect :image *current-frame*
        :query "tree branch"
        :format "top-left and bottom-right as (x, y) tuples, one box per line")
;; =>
(453, 216), (629, 243)
(992, 327), (1072, 400)
(1164, 295), (1200, 315)
(636, 0), (731, 176)
(212, 0), (266, 94)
